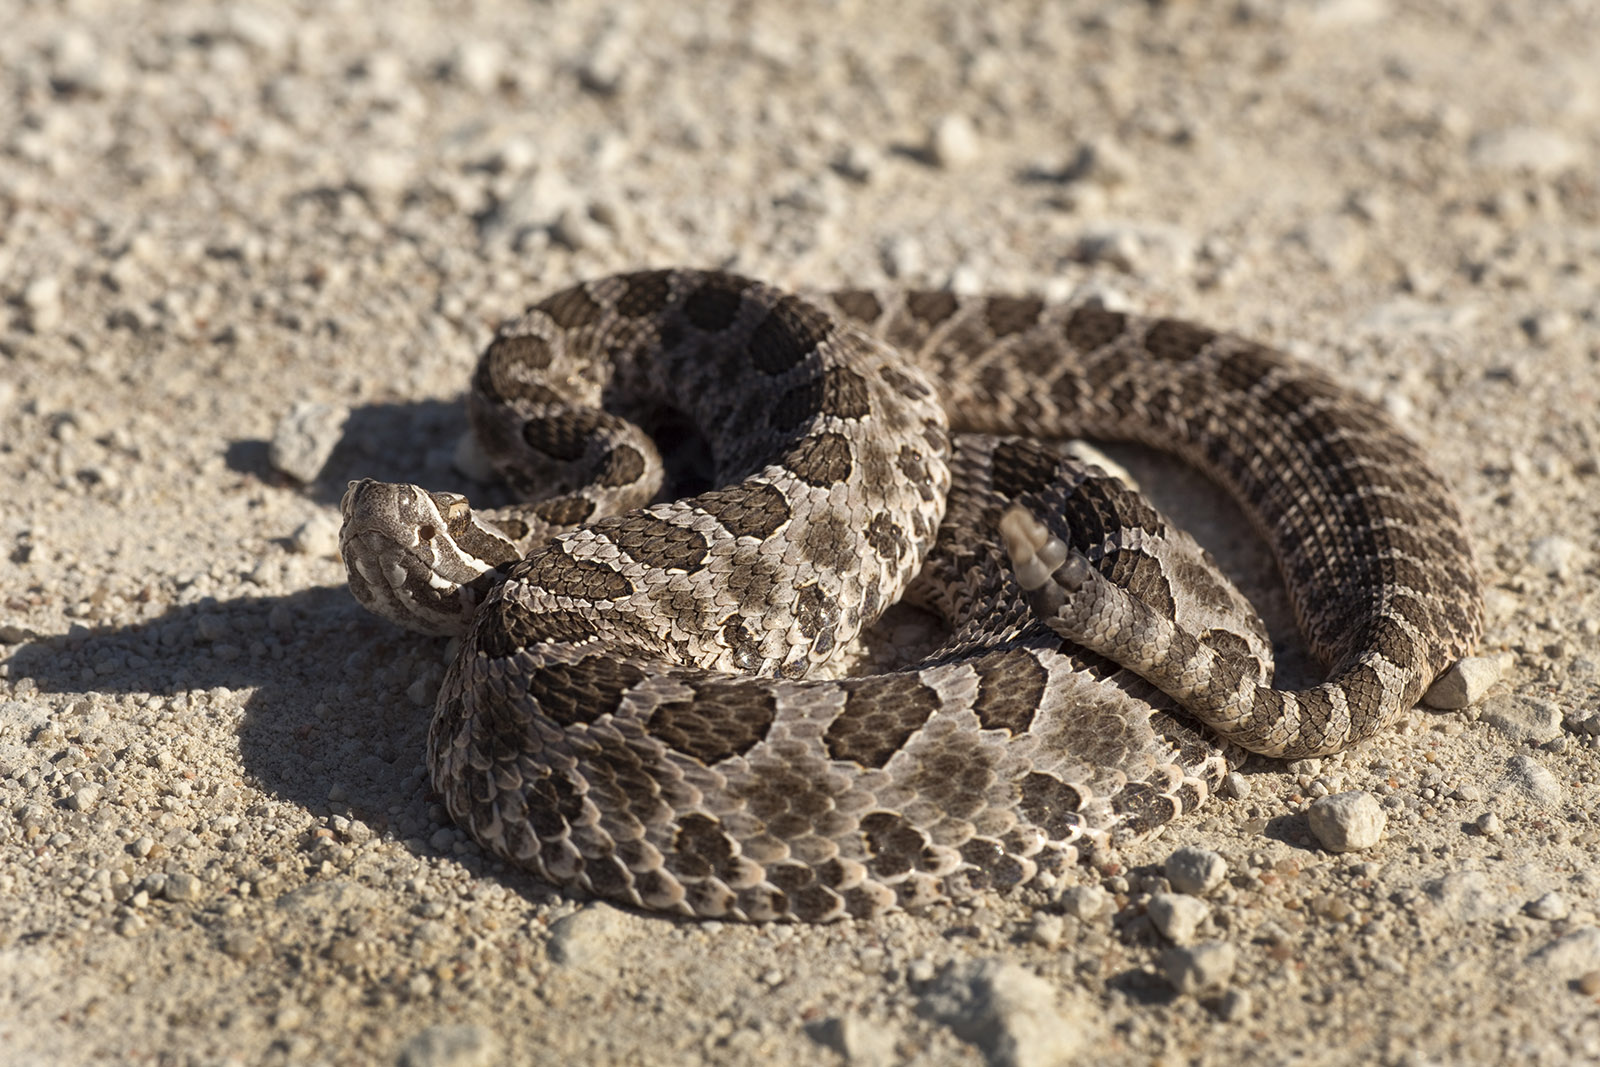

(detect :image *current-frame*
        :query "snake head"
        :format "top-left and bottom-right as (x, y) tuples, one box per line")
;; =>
(339, 479), (520, 636)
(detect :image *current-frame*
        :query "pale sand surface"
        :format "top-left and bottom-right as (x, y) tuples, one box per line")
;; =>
(3, 2), (1599, 1064)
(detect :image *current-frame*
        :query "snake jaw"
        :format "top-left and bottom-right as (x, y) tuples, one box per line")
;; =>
(339, 479), (499, 636)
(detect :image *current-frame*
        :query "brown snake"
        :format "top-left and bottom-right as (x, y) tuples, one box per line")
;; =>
(340, 269), (1483, 921)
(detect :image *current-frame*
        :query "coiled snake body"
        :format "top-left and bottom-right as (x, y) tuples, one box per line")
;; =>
(340, 269), (1482, 922)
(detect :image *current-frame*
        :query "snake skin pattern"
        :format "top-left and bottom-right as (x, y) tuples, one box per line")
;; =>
(339, 269), (1483, 922)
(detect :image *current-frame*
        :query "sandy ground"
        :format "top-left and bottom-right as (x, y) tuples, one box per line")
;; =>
(2, 1), (1599, 1064)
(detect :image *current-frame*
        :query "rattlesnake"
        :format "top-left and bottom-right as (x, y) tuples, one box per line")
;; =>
(339, 269), (1483, 922)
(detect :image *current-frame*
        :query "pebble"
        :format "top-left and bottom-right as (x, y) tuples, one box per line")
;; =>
(1425, 870), (1507, 924)
(550, 205), (609, 251)
(66, 783), (101, 812)
(1055, 883), (1109, 922)
(1469, 126), (1581, 175)
(1160, 941), (1237, 995)
(546, 903), (634, 974)
(269, 402), (349, 484)
(163, 871), (202, 903)
(808, 1014), (899, 1067)
(289, 511), (342, 558)
(1165, 846), (1228, 895)
(1479, 695), (1563, 745)
(1147, 893), (1210, 945)
(927, 114), (981, 169)
(1221, 772), (1251, 800)
(1527, 926), (1600, 980)
(1499, 755), (1562, 807)
(1527, 892), (1570, 921)
(1421, 655), (1501, 709)
(23, 276), (63, 333)
(1027, 914), (1065, 949)
(1527, 535), (1580, 579)
(917, 958), (1090, 1067)
(448, 41), (503, 94)
(397, 1023), (502, 1067)
(1306, 791), (1386, 852)
(1475, 812), (1504, 837)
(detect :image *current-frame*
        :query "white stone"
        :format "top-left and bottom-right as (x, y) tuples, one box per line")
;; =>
(1307, 791), (1386, 852)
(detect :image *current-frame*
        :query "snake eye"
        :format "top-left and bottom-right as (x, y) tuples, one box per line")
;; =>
(418, 523), (438, 542)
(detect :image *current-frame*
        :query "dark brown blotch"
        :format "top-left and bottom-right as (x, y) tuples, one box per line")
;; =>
(532, 495), (597, 527)
(682, 276), (746, 331)
(695, 482), (792, 539)
(1017, 771), (1086, 841)
(830, 289), (883, 324)
(859, 811), (928, 878)
(749, 294), (832, 375)
(1143, 318), (1219, 363)
(515, 546), (634, 600)
(824, 676), (940, 768)
(987, 439), (1060, 500)
(520, 409), (606, 462)
(649, 679), (776, 764)
(522, 654), (648, 727)
(595, 512), (710, 573)
(905, 290), (958, 327)
(864, 514), (907, 562)
(1062, 305), (1128, 353)
(476, 603), (600, 659)
(596, 445), (648, 488)
(615, 270), (675, 319)
(540, 285), (606, 329)
(984, 295), (1044, 338)
(970, 651), (1048, 735)
(786, 432), (853, 487)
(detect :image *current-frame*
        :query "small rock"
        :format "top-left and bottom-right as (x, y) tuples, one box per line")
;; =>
(397, 1023), (502, 1067)
(1056, 883), (1109, 922)
(550, 205), (608, 251)
(163, 871), (202, 903)
(1027, 914), (1065, 949)
(1307, 791), (1386, 852)
(269, 402), (349, 483)
(547, 903), (633, 973)
(1221, 772), (1251, 800)
(1165, 846), (1228, 895)
(1469, 127), (1581, 176)
(1061, 139), (1136, 187)
(927, 114), (981, 169)
(23, 276), (63, 332)
(66, 783), (101, 812)
(1425, 870), (1507, 924)
(1528, 535), (1580, 579)
(1499, 755), (1562, 807)
(448, 41), (503, 93)
(578, 33), (629, 96)
(1479, 694), (1563, 745)
(1527, 892), (1570, 921)
(1564, 708), (1600, 737)
(808, 1014), (899, 1067)
(1147, 893), (1210, 944)
(1522, 310), (1574, 346)
(1527, 926), (1600, 980)
(917, 958), (1090, 1067)
(1161, 941), (1236, 995)
(290, 511), (342, 558)
(832, 143), (880, 184)
(1422, 656), (1501, 709)
(1475, 812), (1503, 837)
